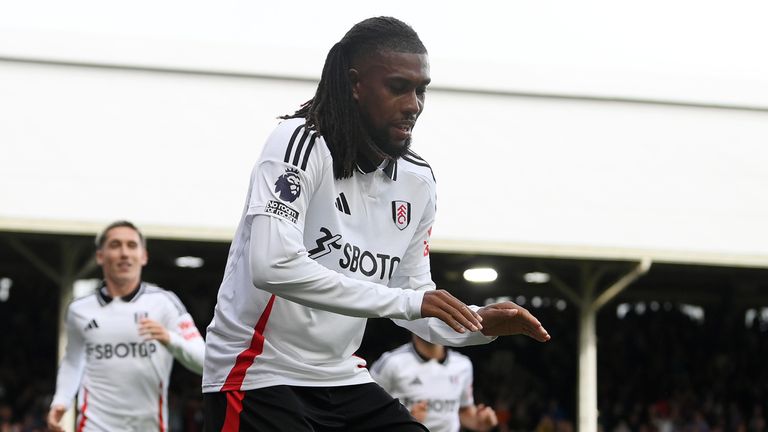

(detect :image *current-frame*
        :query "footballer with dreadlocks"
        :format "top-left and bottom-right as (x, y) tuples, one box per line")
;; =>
(202, 16), (550, 431)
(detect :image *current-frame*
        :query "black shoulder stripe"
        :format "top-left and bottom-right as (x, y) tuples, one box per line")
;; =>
(300, 133), (318, 170)
(284, 125), (317, 171)
(402, 155), (429, 168)
(402, 154), (436, 181)
(284, 124), (305, 164)
(405, 150), (428, 163)
(291, 128), (311, 167)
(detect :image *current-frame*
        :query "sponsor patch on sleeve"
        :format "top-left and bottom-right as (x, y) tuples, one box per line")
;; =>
(265, 200), (299, 223)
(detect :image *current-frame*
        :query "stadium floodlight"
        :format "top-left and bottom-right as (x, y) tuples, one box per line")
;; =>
(463, 267), (497, 283)
(523, 271), (550, 284)
(0, 277), (12, 302)
(175, 256), (204, 268)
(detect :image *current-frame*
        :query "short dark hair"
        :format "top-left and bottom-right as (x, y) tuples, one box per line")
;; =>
(282, 16), (427, 179)
(95, 220), (146, 249)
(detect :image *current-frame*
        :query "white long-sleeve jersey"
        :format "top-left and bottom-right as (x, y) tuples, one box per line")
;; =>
(370, 343), (475, 432)
(51, 283), (205, 432)
(203, 118), (493, 393)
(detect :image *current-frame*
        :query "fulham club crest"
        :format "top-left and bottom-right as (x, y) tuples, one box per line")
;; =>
(392, 200), (411, 230)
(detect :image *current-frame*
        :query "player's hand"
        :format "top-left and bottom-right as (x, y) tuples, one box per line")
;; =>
(410, 400), (428, 422)
(47, 405), (67, 432)
(421, 290), (482, 333)
(474, 404), (498, 431)
(139, 318), (171, 345)
(478, 302), (550, 341)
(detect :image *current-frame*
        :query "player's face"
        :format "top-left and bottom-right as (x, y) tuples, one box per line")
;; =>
(350, 50), (430, 158)
(96, 226), (148, 286)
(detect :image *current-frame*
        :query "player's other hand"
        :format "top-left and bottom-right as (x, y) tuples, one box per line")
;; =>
(46, 405), (67, 432)
(410, 400), (428, 423)
(478, 301), (550, 341)
(421, 290), (482, 334)
(138, 318), (171, 345)
(475, 404), (499, 431)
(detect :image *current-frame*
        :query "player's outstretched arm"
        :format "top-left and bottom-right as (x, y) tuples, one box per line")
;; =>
(478, 301), (550, 341)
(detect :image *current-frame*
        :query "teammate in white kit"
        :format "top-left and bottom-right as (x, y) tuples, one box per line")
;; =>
(371, 334), (498, 432)
(202, 16), (550, 431)
(47, 221), (205, 432)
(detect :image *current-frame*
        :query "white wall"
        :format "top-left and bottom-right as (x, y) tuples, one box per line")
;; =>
(3, 1), (768, 106)
(2, 1), (767, 265)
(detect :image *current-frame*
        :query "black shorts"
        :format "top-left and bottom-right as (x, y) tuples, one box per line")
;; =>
(203, 383), (427, 432)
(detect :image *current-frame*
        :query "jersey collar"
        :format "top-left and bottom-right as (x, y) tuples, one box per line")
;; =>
(355, 157), (398, 181)
(96, 281), (144, 306)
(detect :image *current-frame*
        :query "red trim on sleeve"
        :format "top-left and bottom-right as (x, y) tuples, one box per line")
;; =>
(221, 294), (276, 391)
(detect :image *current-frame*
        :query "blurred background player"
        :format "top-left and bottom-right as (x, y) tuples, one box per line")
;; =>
(371, 333), (498, 432)
(47, 220), (205, 432)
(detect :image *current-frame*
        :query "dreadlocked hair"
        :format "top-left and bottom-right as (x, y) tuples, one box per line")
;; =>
(281, 17), (427, 179)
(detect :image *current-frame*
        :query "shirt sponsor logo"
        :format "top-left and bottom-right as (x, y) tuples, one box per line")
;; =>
(274, 168), (301, 203)
(265, 200), (299, 223)
(308, 227), (401, 281)
(308, 228), (342, 259)
(178, 320), (202, 341)
(392, 201), (411, 230)
(401, 397), (459, 413)
(85, 342), (158, 360)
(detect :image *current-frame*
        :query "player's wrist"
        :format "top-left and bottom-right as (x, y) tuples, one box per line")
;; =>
(406, 289), (426, 320)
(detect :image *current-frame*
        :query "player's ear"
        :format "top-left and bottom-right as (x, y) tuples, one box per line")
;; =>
(140, 248), (148, 266)
(95, 249), (104, 265)
(348, 68), (360, 101)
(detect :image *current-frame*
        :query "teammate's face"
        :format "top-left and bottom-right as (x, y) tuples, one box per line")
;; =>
(96, 226), (147, 286)
(349, 50), (430, 158)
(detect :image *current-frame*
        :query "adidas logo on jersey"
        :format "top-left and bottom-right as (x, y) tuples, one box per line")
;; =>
(334, 193), (351, 215)
(409, 377), (423, 386)
(84, 319), (99, 331)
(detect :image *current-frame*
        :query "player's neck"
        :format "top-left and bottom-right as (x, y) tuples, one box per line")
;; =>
(412, 338), (446, 361)
(104, 277), (141, 298)
(357, 143), (386, 169)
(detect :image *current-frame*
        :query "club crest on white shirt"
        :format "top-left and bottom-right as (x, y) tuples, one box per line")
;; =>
(392, 201), (411, 230)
